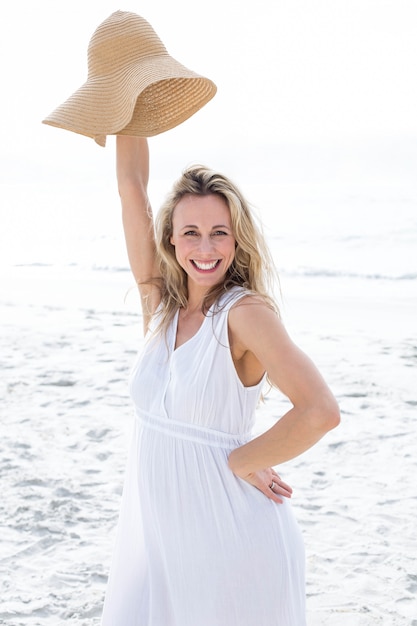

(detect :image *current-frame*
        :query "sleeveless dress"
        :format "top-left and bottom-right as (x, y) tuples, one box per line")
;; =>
(101, 288), (306, 626)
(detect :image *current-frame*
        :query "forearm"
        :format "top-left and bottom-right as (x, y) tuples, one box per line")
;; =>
(228, 399), (340, 477)
(116, 135), (156, 276)
(117, 135), (153, 246)
(116, 135), (149, 191)
(121, 195), (157, 279)
(116, 136), (160, 324)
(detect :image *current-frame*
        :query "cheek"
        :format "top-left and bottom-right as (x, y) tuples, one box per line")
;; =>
(226, 240), (237, 258)
(171, 239), (191, 263)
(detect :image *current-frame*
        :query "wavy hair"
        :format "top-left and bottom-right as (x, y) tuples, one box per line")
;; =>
(153, 165), (279, 334)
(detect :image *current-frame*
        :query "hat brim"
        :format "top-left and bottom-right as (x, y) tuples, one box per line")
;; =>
(42, 55), (216, 146)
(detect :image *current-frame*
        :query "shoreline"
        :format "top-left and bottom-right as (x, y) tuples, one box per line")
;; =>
(1, 266), (416, 624)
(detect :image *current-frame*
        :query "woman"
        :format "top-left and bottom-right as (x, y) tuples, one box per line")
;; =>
(100, 135), (340, 626)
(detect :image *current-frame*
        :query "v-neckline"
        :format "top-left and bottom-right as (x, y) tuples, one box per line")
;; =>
(172, 306), (212, 354)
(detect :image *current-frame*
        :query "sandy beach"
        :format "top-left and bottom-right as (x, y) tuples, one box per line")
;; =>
(1, 263), (416, 625)
(2, 0), (417, 622)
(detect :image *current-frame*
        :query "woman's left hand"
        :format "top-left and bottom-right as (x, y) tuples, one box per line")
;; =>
(237, 467), (293, 503)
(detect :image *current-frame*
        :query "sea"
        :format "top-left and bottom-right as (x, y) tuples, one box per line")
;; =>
(1, 136), (416, 624)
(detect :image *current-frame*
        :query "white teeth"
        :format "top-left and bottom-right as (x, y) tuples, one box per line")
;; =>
(193, 260), (218, 270)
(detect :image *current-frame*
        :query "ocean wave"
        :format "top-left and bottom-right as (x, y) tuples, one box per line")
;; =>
(12, 262), (130, 273)
(91, 265), (130, 273)
(280, 267), (417, 281)
(11, 261), (417, 282)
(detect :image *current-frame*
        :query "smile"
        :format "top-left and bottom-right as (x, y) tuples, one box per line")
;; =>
(191, 260), (221, 271)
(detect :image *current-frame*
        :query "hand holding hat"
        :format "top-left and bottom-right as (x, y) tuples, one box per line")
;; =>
(42, 11), (217, 147)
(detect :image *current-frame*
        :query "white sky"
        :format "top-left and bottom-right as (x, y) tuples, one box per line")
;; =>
(1, 0), (417, 182)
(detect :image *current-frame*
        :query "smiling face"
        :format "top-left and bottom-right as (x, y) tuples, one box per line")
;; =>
(170, 193), (236, 297)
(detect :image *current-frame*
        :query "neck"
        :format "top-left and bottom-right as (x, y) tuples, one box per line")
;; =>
(185, 283), (210, 313)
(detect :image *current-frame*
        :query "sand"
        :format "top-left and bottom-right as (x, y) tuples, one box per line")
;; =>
(1, 266), (416, 625)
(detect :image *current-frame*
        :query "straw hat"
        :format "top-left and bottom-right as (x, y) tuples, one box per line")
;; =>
(42, 11), (217, 146)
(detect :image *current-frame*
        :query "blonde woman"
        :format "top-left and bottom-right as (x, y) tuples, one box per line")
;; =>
(101, 135), (340, 626)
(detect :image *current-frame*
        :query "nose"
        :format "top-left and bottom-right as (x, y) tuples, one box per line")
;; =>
(198, 236), (215, 255)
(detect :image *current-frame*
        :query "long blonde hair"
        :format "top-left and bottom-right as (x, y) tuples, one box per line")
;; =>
(153, 165), (279, 333)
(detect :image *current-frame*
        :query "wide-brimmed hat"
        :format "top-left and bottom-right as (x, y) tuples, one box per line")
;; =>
(42, 11), (217, 146)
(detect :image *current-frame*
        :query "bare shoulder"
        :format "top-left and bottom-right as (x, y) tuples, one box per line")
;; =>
(229, 294), (282, 330)
(228, 294), (287, 356)
(228, 293), (339, 418)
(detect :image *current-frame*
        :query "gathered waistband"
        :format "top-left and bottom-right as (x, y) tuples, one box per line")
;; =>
(135, 410), (252, 449)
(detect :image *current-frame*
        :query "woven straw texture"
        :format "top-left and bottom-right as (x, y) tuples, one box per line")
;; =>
(42, 11), (216, 146)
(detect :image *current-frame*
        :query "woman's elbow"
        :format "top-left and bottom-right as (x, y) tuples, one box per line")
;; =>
(314, 395), (341, 433)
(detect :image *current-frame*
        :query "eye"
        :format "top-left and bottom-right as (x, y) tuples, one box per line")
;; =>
(184, 230), (199, 236)
(212, 230), (228, 236)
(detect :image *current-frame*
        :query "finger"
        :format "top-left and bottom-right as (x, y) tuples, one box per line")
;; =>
(271, 473), (293, 495)
(275, 487), (292, 499)
(265, 485), (284, 504)
(269, 479), (292, 499)
(273, 482), (292, 498)
(276, 480), (293, 495)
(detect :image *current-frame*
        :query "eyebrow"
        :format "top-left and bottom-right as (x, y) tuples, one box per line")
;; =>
(180, 224), (232, 230)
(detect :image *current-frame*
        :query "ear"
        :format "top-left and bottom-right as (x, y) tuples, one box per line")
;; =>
(170, 236), (175, 246)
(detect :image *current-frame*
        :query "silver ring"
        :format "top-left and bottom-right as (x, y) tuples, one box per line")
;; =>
(270, 481), (275, 490)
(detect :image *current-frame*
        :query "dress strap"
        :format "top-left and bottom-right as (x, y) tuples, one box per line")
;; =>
(213, 286), (251, 314)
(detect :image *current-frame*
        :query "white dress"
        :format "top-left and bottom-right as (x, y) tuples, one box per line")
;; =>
(101, 288), (306, 626)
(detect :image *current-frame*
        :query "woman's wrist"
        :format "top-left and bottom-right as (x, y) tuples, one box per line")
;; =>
(228, 447), (248, 477)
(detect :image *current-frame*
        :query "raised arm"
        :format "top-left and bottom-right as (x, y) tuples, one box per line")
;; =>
(116, 136), (162, 333)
